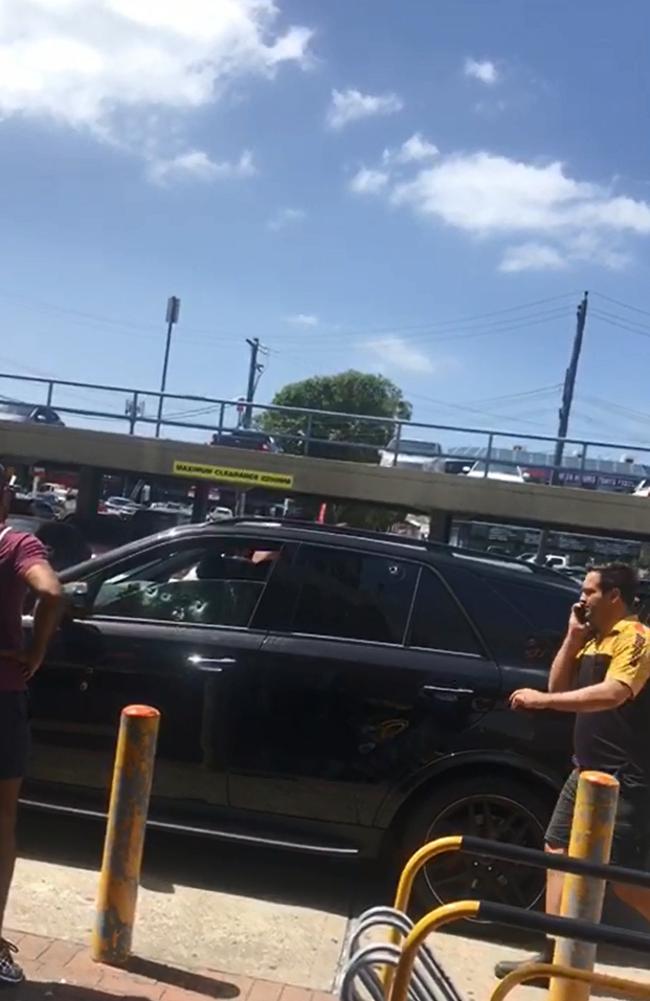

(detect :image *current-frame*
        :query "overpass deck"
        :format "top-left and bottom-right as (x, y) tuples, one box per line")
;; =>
(2, 419), (650, 540)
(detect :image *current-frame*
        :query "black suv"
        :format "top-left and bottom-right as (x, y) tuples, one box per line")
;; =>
(24, 520), (577, 910)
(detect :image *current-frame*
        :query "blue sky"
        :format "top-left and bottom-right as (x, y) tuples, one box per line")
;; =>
(2, 0), (650, 456)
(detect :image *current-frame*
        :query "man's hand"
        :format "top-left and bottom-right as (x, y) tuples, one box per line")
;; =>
(509, 688), (550, 711)
(567, 602), (592, 646)
(0, 648), (43, 681)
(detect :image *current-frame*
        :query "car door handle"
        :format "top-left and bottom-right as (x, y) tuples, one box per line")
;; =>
(187, 655), (235, 673)
(420, 684), (475, 700)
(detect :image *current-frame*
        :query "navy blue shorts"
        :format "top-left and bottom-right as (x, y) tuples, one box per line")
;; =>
(0, 692), (30, 781)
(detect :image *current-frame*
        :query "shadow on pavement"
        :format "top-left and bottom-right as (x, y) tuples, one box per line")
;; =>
(125, 957), (240, 997)
(17, 809), (387, 919)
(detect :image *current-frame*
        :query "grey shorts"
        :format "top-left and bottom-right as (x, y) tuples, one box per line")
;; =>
(546, 768), (650, 868)
(0, 692), (30, 781)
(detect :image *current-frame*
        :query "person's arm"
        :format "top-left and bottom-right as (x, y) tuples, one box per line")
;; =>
(512, 679), (630, 713)
(547, 603), (591, 693)
(512, 625), (650, 713)
(21, 561), (63, 678)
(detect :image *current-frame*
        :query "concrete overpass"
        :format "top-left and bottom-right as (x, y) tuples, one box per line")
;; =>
(2, 419), (650, 541)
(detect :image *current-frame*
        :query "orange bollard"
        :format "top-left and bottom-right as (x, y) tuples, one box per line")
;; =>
(92, 705), (160, 965)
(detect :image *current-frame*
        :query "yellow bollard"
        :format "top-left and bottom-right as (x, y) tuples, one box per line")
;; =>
(92, 704), (160, 966)
(549, 770), (619, 1001)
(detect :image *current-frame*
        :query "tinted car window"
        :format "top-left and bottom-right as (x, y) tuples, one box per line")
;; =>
(444, 564), (575, 667)
(290, 544), (417, 644)
(408, 569), (482, 655)
(93, 538), (282, 628)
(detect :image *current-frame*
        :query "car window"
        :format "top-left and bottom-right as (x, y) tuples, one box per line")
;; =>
(93, 537), (283, 627)
(444, 565), (575, 668)
(289, 544), (417, 644)
(408, 569), (483, 655)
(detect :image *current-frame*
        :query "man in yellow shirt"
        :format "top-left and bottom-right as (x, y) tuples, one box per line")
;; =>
(496, 562), (650, 979)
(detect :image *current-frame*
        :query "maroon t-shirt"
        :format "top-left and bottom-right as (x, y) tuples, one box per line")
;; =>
(0, 528), (47, 692)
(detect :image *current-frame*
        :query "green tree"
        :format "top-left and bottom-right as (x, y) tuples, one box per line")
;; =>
(259, 370), (412, 462)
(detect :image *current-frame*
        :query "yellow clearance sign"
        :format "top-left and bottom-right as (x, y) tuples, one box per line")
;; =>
(172, 460), (294, 491)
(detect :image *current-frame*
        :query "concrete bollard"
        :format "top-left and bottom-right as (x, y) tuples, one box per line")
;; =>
(92, 705), (160, 966)
(549, 770), (619, 1001)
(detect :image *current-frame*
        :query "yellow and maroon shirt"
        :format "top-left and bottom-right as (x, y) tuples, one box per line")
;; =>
(574, 616), (650, 783)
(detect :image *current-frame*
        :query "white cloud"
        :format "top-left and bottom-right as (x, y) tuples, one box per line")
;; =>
(148, 148), (256, 185)
(286, 313), (318, 327)
(327, 87), (403, 130)
(364, 336), (434, 374)
(0, 0), (312, 176)
(383, 132), (438, 166)
(499, 242), (568, 273)
(267, 206), (306, 231)
(384, 150), (650, 271)
(349, 167), (390, 195)
(464, 58), (499, 85)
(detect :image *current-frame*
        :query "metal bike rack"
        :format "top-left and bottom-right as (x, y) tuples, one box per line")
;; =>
(339, 834), (650, 1001)
(342, 906), (462, 1001)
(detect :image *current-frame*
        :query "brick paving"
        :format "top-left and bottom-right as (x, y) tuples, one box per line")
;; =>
(2, 930), (333, 1001)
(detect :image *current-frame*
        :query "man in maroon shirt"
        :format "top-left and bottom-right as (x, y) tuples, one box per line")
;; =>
(0, 464), (62, 984)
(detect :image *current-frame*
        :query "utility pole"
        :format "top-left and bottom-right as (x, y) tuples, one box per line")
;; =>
(536, 291), (589, 563)
(155, 296), (181, 438)
(243, 337), (265, 429)
(237, 337), (266, 517)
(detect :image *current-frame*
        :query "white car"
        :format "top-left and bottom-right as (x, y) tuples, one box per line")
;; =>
(464, 461), (528, 484)
(103, 495), (141, 515)
(633, 479), (650, 497)
(379, 438), (442, 470)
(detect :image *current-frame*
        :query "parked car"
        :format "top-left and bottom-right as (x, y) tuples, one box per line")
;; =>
(379, 438), (442, 470)
(464, 461), (528, 484)
(24, 520), (578, 912)
(0, 400), (64, 425)
(10, 492), (57, 519)
(102, 496), (142, 516)
(210, 429), (283, 452)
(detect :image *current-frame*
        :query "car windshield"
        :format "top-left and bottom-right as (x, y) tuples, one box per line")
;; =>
(472, 462), (520, 475)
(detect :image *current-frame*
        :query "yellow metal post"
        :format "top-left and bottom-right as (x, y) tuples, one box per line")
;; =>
(92, 705), (160, 965)
(549, 770), (619, 1001)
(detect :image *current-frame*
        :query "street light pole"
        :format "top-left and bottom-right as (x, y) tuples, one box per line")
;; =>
(155, 296), (181, 438)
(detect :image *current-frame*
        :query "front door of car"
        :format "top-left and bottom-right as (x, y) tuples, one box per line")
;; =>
(27, 534), (281, 815)
(224, 544), (498, 826)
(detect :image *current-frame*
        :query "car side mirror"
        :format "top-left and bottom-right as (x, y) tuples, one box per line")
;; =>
(462, 465), (471, 474)
(62, 581), (92, 619)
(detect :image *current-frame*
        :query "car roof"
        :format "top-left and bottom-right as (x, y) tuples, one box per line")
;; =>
(61, 516), (577, 592)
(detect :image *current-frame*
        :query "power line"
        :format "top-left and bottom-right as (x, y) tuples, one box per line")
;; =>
(592, 290), (650, 321)
(275, 307), (573, 353)
(590, 308), (650, 340)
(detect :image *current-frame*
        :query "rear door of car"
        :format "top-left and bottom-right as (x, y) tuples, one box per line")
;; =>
(441, 559), (576, 778)
(224, 542), (497, 826)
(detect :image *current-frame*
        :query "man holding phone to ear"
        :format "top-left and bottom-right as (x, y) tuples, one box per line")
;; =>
(496, 562), (650, 980)
(0, 463), (62, 984)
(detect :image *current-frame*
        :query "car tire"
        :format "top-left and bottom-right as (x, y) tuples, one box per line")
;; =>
(400, 772), (555, 916)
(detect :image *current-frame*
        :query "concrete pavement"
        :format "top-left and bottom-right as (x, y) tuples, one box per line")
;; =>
(9, 811), (650, 1000)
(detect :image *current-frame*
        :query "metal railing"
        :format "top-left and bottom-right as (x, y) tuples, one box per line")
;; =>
(1, 371), (649, 491)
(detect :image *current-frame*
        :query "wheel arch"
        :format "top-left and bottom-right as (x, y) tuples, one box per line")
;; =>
(378, 752), (562, 836)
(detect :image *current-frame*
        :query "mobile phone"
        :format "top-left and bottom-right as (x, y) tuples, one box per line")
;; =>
(574, 602), (588, 624)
